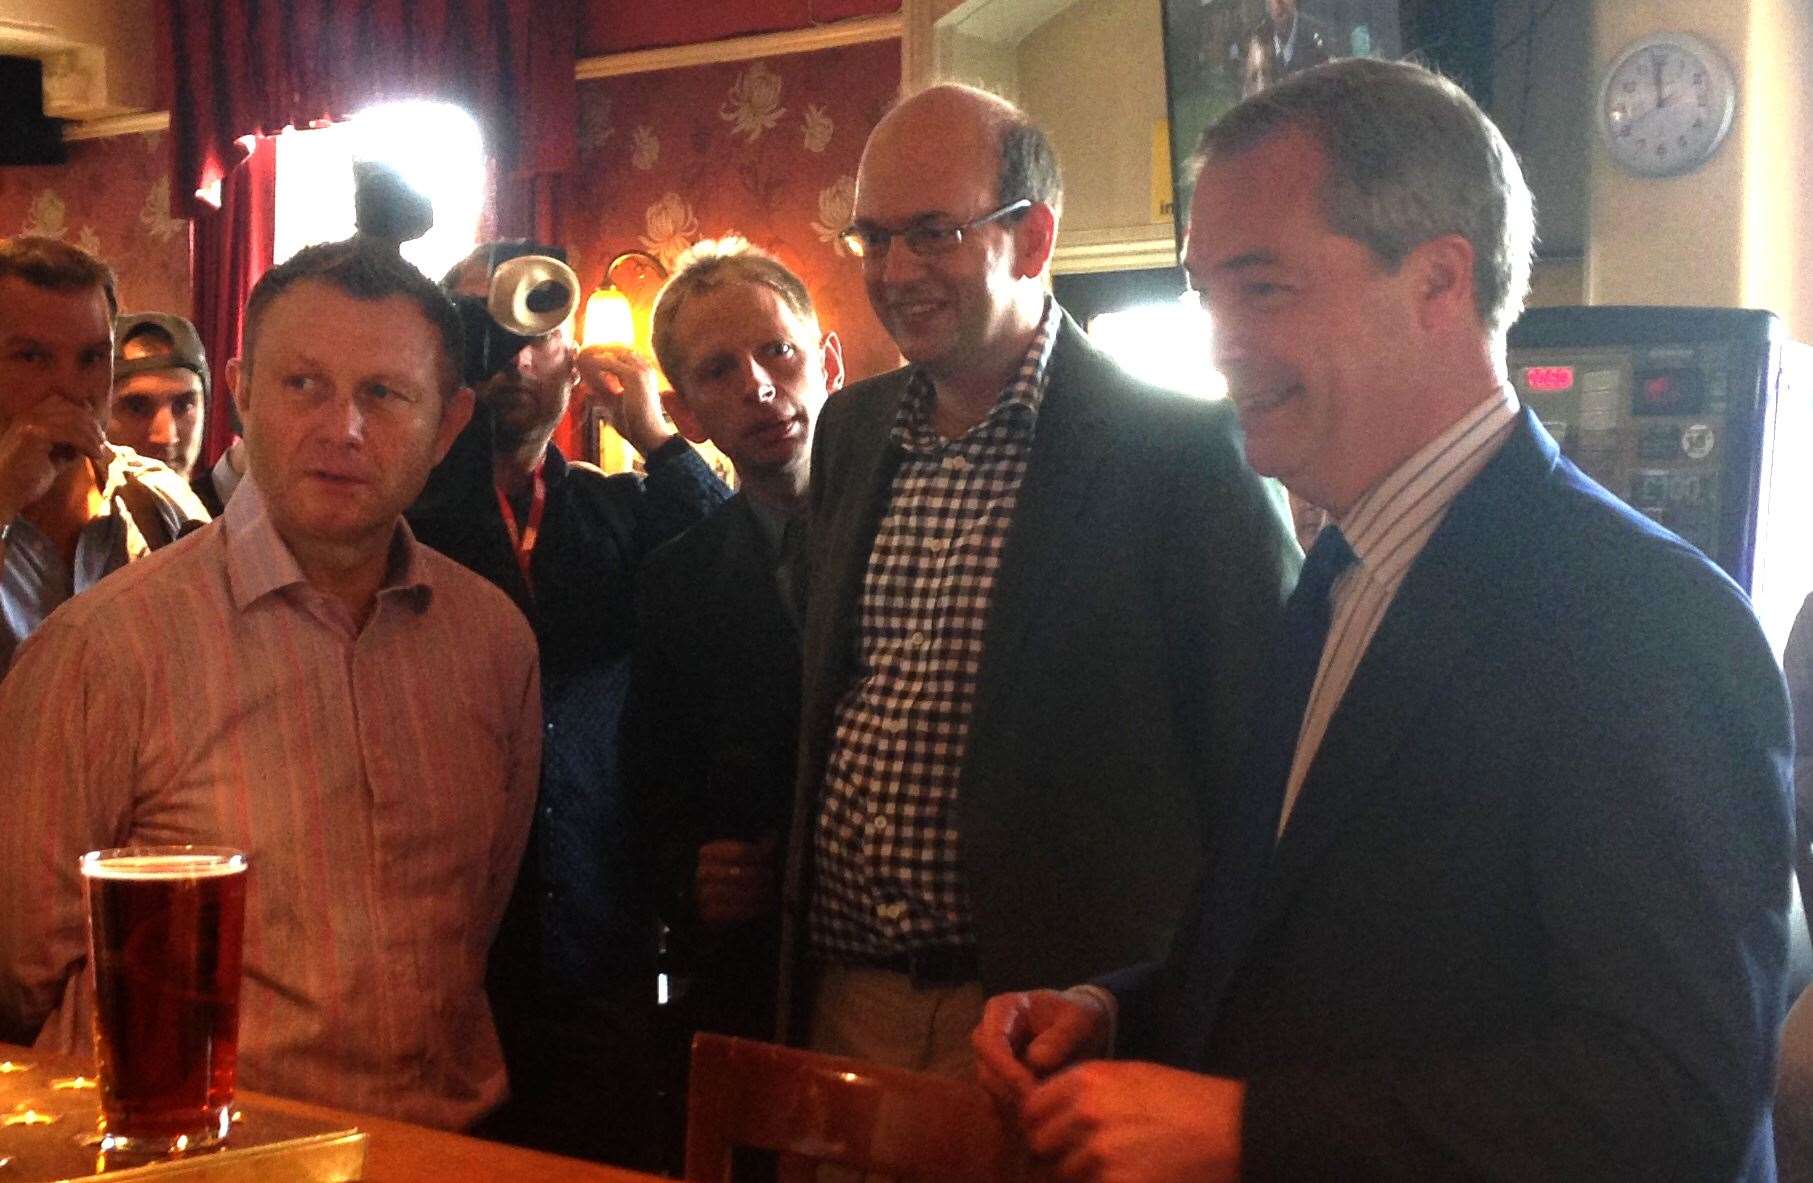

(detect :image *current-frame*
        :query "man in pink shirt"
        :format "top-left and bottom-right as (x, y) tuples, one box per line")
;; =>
(0, 239), (542, 1131)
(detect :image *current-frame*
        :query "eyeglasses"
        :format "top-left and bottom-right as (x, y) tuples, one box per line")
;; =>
(839, 199), (1033, 261)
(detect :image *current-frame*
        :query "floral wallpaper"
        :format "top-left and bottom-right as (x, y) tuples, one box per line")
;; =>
(561, 38), (902, 388)
(0, 133), (192, 317)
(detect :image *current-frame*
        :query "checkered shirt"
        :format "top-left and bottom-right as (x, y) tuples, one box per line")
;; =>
(809, 299), (1061, 962)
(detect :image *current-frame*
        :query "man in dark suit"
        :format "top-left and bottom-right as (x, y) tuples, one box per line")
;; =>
(622, 239), (843, 1171)
(406, 242), (728, 1166)
(625, 238), (844, 1044)
(973, 58), (1794, 1181)
(787, 82), (1297, 1075)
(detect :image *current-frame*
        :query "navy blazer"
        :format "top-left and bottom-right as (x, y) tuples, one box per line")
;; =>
(1114, 410), (1795, 1180)
(781, 309), (1300, 1035)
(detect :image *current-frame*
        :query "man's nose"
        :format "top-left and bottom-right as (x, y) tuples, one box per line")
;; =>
(48, 359), (94, 405)
(1205, 310), (1247, 371)
(147, 404), (177, 445)
(734, 357), (777, 403)
(877, 240), (924, 286)
(321, 391), (368, 443)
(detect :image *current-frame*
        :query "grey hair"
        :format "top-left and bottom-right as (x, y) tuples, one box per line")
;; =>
(1192, 57), (1536, 340)
(998, 116), (1063, 221)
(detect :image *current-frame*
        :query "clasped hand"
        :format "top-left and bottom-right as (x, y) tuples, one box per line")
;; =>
(971, 989), (1244, 1183)
(694, 834), (779, 928)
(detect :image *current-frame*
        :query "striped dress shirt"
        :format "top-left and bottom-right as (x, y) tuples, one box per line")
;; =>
(0, 475), (541, 1130)
(1278, 387), (1519, 833)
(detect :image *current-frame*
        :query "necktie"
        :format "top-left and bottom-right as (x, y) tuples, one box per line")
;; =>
(1183, 523), (1355, 1052)
(1196, 525), (1356, 956)
(1260, 524), (1356, 835)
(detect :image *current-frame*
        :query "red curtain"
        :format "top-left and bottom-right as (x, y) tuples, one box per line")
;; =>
(159, 0), (579, 467)
(159, 0), (577, 218)
(190, 136), (276, 471)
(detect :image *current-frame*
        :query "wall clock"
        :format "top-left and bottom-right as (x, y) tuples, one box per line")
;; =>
(1597, 32), (1737, 177)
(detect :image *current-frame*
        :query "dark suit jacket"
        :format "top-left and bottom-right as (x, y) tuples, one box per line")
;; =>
(1114, 410), (1795, 1180)
(404, 407), (728, 1100)
(780, 310), (1299, 1034)
(624, 494), (801, 1041)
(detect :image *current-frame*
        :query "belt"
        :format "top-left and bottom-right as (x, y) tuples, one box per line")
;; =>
(842, 945), (979, 989)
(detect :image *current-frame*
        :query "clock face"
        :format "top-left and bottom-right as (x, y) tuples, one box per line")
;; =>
(1598, 33), (1737, 177)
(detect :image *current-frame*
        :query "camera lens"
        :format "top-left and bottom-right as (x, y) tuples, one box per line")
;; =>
(525, 280), (570, 315)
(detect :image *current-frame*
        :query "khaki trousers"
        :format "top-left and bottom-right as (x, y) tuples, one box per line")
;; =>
(807, 964), (986, 1079)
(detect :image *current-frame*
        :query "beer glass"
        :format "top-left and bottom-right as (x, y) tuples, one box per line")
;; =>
(80, 846), (247, 1155)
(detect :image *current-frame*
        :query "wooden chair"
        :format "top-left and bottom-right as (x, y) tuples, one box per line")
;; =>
(684, 1033), (1035, 1182)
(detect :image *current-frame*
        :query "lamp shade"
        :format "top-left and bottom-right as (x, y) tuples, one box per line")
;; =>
(583, 285), (635, 347)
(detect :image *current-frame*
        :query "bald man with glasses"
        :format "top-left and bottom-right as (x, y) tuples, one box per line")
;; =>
(779, 83), (1297, 1074)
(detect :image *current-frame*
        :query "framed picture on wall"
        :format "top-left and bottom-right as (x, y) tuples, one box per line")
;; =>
(1160, 0), (1404, 246)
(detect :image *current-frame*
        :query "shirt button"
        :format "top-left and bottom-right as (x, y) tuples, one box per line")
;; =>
(926, 537), (947, 553)
(541, 806), (554, 819)
(545, 721), (555, 734)
(850, 812), (865, 828)
(910, 631), (927, 648)
(868, 815), (888, 834)
(945, 454), (969, 471)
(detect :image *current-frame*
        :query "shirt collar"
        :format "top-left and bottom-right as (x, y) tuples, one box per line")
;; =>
(224, 473), (435, 614)
(1338, 386), (1520, 585)
(1275, 11), (1300, 58)
(93, 446), (131, 501)
(891, 296), (1061, 453)
(2, 449), (138, 564)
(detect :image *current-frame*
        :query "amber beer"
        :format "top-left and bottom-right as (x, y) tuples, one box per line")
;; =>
(80, 847), (247, 1153)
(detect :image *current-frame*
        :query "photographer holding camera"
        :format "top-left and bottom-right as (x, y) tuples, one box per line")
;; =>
(406, 240), (728, 1167)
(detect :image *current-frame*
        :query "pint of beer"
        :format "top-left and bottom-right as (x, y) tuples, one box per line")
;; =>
(80, 847), (247, 1155)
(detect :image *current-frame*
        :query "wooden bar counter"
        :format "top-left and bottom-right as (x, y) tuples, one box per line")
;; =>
(0, 1041), (668, 1182)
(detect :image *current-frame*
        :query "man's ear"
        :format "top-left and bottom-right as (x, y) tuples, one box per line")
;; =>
(820, 330), (846, 393)
(663, 389), (711, 444)
(1012, 202), (1059, 280)
(432, 386), (476, 464)
(226, 356), (248, 423)
(1407, 232), (1478, 333)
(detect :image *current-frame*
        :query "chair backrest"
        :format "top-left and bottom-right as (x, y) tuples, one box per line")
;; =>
(684, 1033), (1033, 1182)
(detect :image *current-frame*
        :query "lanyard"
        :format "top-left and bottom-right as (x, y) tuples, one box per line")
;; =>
(494, 464), (547, 596)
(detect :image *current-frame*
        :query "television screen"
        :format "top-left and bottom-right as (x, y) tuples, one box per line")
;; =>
(1160, 0), (1403, 245)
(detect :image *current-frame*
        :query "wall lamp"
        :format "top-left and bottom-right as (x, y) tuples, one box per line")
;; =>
(582, 249), (668, 348)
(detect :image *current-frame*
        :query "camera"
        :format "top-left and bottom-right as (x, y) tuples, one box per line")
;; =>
(451, 243), (582, 386)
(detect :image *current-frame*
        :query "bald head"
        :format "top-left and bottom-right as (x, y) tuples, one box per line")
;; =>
(861, 85), (1063, 224)
(850, 84), (1062, 412)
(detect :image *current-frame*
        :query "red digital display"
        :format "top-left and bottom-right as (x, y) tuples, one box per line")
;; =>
(1641, 375), (1678, 405)
(1633, 368), (1703, 415)
(1523, 365), (1576, 393)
